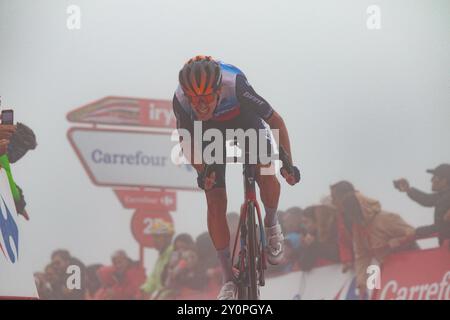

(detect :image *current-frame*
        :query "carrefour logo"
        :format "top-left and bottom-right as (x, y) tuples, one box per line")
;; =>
(0, 196), (19, 263)
(91, 148), (194, 173)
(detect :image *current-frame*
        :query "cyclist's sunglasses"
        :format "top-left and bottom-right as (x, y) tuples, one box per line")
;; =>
(186, 93), (218, 107)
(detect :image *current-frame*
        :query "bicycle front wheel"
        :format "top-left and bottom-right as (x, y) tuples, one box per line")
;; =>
(246, 201), (259, 300)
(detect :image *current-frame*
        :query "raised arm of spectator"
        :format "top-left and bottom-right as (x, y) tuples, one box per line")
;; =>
(394, 178), (438, 207)
(407, 188), (439, 208)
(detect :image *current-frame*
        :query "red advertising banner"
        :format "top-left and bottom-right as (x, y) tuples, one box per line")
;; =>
(115, 189), (176, 211)
(374, 243), (450, 300)
(67, 96), (175, 128)
(130, 210), (174, 248)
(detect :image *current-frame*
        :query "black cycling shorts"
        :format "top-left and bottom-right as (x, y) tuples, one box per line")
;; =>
(197, 108), (273, 189)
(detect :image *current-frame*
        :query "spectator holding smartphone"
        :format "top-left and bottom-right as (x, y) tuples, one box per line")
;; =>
(0, 120), (37, 220)
(394, 164), (450, 245)
(0, 124), (15, 155)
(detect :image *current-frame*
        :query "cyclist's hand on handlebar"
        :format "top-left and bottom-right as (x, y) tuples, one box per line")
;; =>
(204, 171), (216, 191)
(444, 209), (450, 222)
(281, 165), (300, 186)
(197, 165), (216, 191)
(278, 146), (300, 185)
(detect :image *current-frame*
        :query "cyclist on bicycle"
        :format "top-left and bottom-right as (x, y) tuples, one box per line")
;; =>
(173, 56), (300, 300)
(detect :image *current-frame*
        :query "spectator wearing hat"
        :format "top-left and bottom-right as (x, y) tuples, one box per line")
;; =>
(394, 163), (450, 244)
(140, 219), (175, 299)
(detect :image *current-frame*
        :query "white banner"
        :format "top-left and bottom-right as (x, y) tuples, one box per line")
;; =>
(260, 265), (360, 300)
(0, 169), (38, 298)
(68, 128), (198, 190)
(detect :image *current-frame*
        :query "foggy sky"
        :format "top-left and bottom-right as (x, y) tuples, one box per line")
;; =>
(1, 0), (449, 284)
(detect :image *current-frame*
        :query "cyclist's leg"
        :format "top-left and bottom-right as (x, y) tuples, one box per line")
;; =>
(238, 111), (285, 264)
(256, 167), (284, 265)
(237, 109), (281, 228)
(205, 186), (233, 281)
(204, 168), (237, 299)
(201, 120), (230, 255)
(256, 163), (281, 227)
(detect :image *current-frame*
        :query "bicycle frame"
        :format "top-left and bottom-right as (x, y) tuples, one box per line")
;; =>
(231, 163), (267, 300)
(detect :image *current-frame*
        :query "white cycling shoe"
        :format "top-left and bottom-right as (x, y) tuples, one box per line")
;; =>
(265, 223), (285, 265)
(217, 281), (237, 300)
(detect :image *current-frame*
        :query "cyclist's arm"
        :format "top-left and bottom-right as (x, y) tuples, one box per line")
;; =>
(235, 75), (294, 163)
(172, 96), (203, 173)
(266, 111), (293, 164)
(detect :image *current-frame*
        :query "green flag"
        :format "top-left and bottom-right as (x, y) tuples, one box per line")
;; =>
(0, 154), (20, 201)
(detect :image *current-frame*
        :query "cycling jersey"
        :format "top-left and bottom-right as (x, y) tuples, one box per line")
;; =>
(173, 61), (274, 125)
(173, 61), (275, 189)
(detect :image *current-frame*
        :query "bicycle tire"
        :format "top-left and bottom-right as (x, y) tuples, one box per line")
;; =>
(246, 201), (259, 300)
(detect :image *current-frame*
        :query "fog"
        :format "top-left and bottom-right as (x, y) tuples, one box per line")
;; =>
(1, 0), (449, 293)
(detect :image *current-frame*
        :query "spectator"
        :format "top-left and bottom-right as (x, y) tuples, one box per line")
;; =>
(173, 233), (196, 252)
(35, 262), (65, 300)
(268, 207), (304, 275)
(140, 220), (175, 299)
(277, 210), (288, 234)
(1, 122), (37, 220)
(284, 233), (302, 270)
(6, 122), (37, 163)
(165, 244), (206, 293)
(299, 205), (340, 271)
(85, 264), (103, 299)
(51, 249), (86, 300)
(94, 266), (117, 300)
(283, 206), (304, 234)
(34, 272), (50, 299)
(330, 181), (357, 272)
(196, 232), (221, 285)
(338, 186), (417, 298)
(108, 250), (146, 299)
(0, 124), (15, 156)
(394, 163), (450, 244)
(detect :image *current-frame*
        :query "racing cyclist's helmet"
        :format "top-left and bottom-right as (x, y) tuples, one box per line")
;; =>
(179, 55), (222, 98)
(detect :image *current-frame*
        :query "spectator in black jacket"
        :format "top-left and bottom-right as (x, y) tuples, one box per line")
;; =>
(394, 163), (450, 245)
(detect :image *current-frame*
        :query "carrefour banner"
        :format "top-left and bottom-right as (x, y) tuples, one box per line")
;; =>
(374, 245), (450, 300)
(0, 169), (38, 298)
(261, 247), (450, 300)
